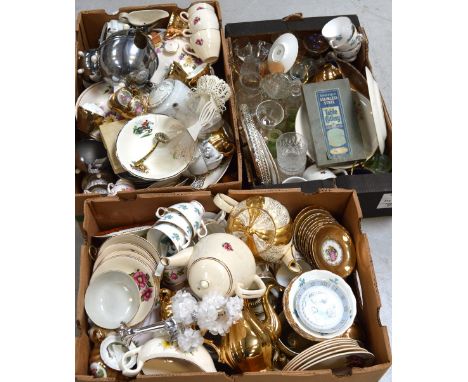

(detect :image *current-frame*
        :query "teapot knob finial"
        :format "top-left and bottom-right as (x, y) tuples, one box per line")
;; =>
(199, 280), (210, 289)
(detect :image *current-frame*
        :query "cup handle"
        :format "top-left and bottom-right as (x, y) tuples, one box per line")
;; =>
(118, 12), (130, 24)
(329, 39), (339, 49)
(107, 183), (115, 194)
(120, 347), (143, 377)
(215, 210), (226, 223)
(281, 245), (302, 273)
(182, 44), (201, 59)
(197, 221), (208, 238)
(156, 207), (168, 218)
(213, 193), (238, 214)
(235, 275), (267, 299)
(180, 11), (189, 22)
(182, 29), (193, 38)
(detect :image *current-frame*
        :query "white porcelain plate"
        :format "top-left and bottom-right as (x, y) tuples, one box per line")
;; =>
(284, 270), (356, 340)
(116, 114), (195, 181)
(365, 67), (387, 154)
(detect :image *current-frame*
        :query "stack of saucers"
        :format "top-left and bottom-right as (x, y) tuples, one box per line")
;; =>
(293, 207), (356, 278)
(85, 234), (161, 329)
(283, 338), (375, 372)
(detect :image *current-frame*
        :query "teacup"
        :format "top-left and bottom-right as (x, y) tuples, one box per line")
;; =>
(183, 9), (219, 34)
(121, 337), (216, 377)
(188, 142), (224, 175)
(322, 17), (363, 51)
(202, 211), (227, 234)
(157, 210), (193, 240)
(335, 41), (362, 60)
(156, 201), (206, 237)
(333, 26), (363, 52)
(162, 265), (187, 287)
(146, 223), (190, 255)
(183, 29), (221, 64)
(107, 179), (135, 196)
(180, 2), (215, 22)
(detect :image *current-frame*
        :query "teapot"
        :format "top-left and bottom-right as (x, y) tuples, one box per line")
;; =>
(78, 29), (158, 87)
(161, 233), (266, 299)
(214, 194), (300, 273)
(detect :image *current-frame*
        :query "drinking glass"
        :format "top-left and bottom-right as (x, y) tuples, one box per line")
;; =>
(256, 100), (285, 132)
(260, 73), (291, 100)
(276, 132), (307, 176)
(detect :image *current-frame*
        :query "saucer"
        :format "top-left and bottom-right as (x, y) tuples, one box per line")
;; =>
(312, 225), (356, 278)
(283, 270), (356, 341)
(92, 255), (158, 327)
(75, 81), (113, 118)
(268, 33), (299, 73)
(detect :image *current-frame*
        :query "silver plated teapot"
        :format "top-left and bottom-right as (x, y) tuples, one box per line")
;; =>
(78, 29), (158, 87)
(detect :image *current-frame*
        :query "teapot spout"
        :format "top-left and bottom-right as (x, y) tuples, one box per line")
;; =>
(161, 247), (193, 267)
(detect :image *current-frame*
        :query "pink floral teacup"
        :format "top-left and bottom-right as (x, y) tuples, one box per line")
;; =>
(162, 265), (187, 286)
(182, 9), (219, 34)
(182, 29), (220, 64)
(180, 2), (215, 22)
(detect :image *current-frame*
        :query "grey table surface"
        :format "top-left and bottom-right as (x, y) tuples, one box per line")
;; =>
(75, 0), (392, 380)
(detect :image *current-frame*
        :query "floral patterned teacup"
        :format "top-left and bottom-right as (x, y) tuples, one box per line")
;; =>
(182, 9), (219, 34)
(182, 29), (221, 64)
(180, 2), (215, 22)
(156, 201), (207, 239)
(162, 265), (187, 286)
(157, 211), (193, 240)
(146, 222), (190, 256)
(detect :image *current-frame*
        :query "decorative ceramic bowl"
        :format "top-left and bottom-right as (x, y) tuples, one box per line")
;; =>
(85, 271), (140, 329)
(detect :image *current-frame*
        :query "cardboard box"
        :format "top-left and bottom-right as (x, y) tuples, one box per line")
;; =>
(75, 1), (243, 227)
(76, 188), (391, 381)
(223, 15), (392, 218)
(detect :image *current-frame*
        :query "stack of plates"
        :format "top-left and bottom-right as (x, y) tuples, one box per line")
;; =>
(293, 207), (356, 278)
(283, 338), (375, 372)
(116, 114), (195, 182)
(283, 270), (356, 341)
(87, 234), (161, 328)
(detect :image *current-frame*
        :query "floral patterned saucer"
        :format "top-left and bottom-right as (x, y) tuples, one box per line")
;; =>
(91, 255), (158, 327)
(283, 270), (356, 341)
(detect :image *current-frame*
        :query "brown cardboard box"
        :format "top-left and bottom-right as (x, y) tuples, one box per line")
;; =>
(75, 1), (243, 226)
(223, 15), (392, 218)
(76, 188), (391, 381)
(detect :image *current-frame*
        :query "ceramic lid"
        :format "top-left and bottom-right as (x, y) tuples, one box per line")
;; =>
(188, 259), (233, 297)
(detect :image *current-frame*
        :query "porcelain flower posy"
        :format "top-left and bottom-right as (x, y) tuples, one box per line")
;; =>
(177, 327), (204, 353)
(171, 290), (198, 325)
(170, 290), (244, 336)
